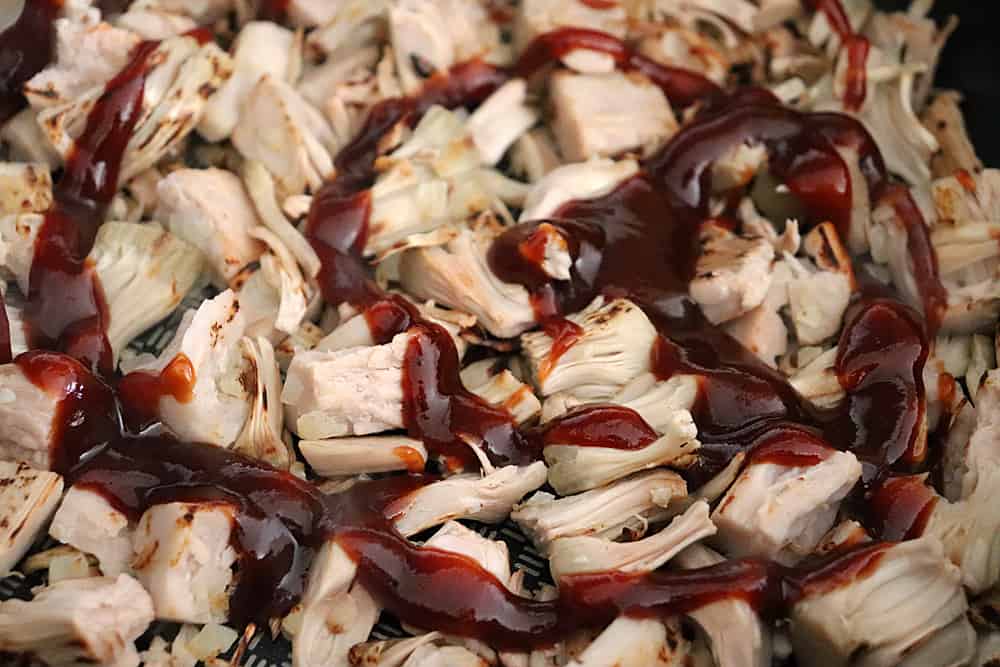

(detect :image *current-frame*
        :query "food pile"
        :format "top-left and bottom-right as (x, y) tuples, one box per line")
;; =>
(0, 0), (998, 665)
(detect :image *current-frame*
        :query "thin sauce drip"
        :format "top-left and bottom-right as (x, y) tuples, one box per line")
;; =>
(515, 27), (722, 108)
(804, 0), (870, 110)
(537, 318), (583, 381)
(0, 0), (61, 123)
(26, 40), (161, 373)
(0, 290), (10, 364)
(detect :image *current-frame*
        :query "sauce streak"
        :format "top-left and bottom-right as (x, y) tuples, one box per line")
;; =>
(0, 290), (11, 364)
(304, 60), (531, 470)
(25, 39), (161, 373)
(515, 27), (722, 108)
(805, 0), (871, 110)
(257, 0), (291, 22)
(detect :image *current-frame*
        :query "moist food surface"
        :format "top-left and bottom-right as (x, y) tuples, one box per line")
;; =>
(0, 0), (991, 664)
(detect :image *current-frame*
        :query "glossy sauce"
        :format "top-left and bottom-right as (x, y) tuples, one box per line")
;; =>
(515, 27), (722, 108)
(117, 353), (196, 430)
(865, 474), (939, 541)
(805, 0), (870, 110)
(362, 295), (420, 345)
(560, 542), (889, 628)
(26, 40), (160, 373)
(0, 0), (61, 123)
(28, 343), (900, 639)
(491, 86), (943, 490)
(747, 425), (836, 467)
(303, 61), (535, 470)
(539, 404), (658, 450)
(0, 290), (10, 364)
(17, 20), (948, 649)
(401, 325), (534, 467)
(821, 298), (928, 483)
(15, 351), (119, 474)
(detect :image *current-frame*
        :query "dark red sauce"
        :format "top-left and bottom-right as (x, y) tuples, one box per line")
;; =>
(256, 0), (290, 22)
(865, 474), (939, 541)
(539, 404), (658, 450)
(303, 60), (535, 471)
(306, 59), (509, 310)
(15, 351), (118, 474)
(882, 183), (947, 330)
(363, 295), (420, 345)
(24, 342), (900, 641)
(490, 88), (942, 495)
(0, 0), (61, 123)
(0, 290), (10, 365)
(515, 27), (722, 108)
(25, 40), (160, 373)
(537, 318), (584, 381)
(117, 353), (196, 430)
(560, 541), (889, 628)
(822, 298), (929, 482)
(747, 425), (836, 467)
(401, 325), (534, 468)
(804, 0), (870, 110)
(95, 0), (131, 15)
(488, 219), (605, 320)
(11, 14), (950, 649)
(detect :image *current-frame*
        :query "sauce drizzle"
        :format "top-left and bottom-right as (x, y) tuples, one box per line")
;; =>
(25, 39), (161, 373)
(10, 12), (953, 650)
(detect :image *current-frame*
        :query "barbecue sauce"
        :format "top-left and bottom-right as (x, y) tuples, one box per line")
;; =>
(15, 18), (950, 649)
(256, 0), (291, 22)
(866, 474), (940, 541)
(804, 0), (871, 110)
(24, 39), (160, 374)
(490, 87), (943, 489)
(117, 353), (197, 430)
(514, 27), (723, 108)
(539, 404), (658, 450)
(0, 290), (10, 365)
(28, 341), (899, 639)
